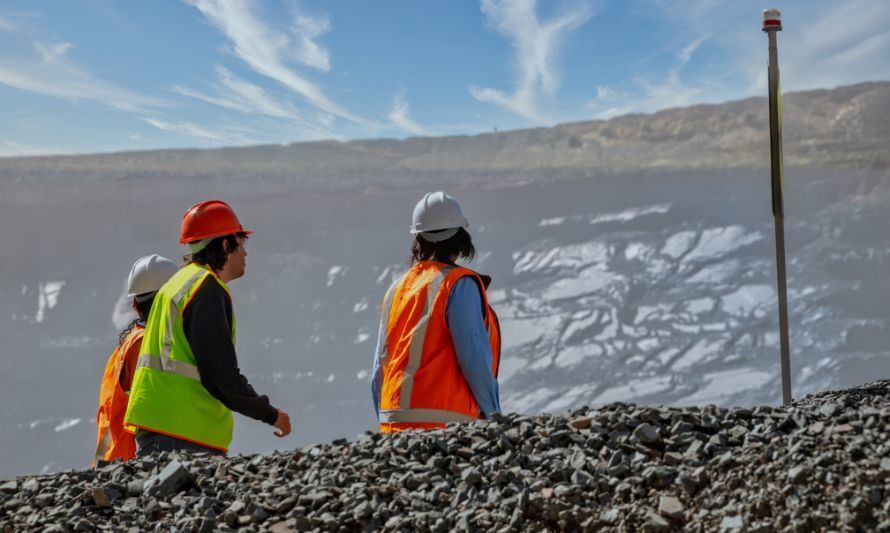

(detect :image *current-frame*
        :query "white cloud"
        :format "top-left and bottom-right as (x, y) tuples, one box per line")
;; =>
(0, 40), (169, 112)
(33, 41), (73, 64)
(470, 0), (595, 123)
(173, 66), (303, 122)
(387, 90), (432, 136)
(143, 117), (251, 144)
(0, 16), (14, 32)
(186, 0), (363, 124)
(291, 11), (331, 72)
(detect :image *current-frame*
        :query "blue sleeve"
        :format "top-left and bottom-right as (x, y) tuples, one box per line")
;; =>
(446, 277), (501, 418)
(371, 327), (383, 419)
(371, 294), (386, 420)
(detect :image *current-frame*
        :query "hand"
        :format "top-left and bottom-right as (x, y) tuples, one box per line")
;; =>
(273, 409), (291, 438)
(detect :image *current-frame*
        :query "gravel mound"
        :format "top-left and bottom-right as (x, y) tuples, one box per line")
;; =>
(3, 381), (890, 532)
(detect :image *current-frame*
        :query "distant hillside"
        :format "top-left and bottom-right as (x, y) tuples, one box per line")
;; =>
(1, 81), (888, 192)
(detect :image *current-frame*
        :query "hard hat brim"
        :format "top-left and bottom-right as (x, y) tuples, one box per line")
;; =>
(180, 228), (252, 245)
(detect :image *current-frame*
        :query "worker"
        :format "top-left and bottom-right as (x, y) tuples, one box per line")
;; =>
(371, 191), (501, 433)
(94, 254), (178, 465)
(124, 200), (291, 455)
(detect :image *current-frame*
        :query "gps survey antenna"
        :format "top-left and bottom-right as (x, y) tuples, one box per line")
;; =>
(763, 8), (792, 405)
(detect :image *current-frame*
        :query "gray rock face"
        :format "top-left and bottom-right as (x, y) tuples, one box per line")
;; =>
(2, 381), (890, 531)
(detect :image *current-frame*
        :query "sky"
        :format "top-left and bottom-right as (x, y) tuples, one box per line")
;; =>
(0, 0), (888, 156)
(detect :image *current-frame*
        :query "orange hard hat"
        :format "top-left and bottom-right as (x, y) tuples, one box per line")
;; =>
(180, 200), (252, 244)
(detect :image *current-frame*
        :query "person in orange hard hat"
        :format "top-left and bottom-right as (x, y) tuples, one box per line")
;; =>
(371, 191), (501, 433)
(125, 200), (291, 455)
(94, 254), (178, 465)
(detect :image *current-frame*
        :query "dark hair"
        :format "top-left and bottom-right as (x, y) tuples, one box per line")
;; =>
(118, 296), (154, 346)
(410, 228), (476, 265)
(183, 232), (248, 272)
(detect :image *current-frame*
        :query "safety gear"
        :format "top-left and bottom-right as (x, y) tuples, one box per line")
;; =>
(94, 325), (143, 465)
(377, 261), (500, 433)
(124, 263), (236, 452)
(127, 255), (179, 301)
(410, 192), (469, 241)
(180, 200), (251, 245)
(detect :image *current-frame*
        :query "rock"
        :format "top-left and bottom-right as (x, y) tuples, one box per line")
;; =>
(569, 417), (592, 430)
(788, 465), (811, 484)
(353, 501), (373, 520)
(819, 403), (840, 417)
(633, 423), (661, 445)
(144, 460), (191, 498)
(720, 515), (743, 531)
(0, 481), (17, 493)
(643, 509), (671, 531)
(461, 468), (482, 485)
(269, 520), (297, 533)
(658, 496), (684, 520)
(126, 479), (144, 497)
(21, 479), (39, 492)
(275, 496), (297, 515)
(90, 487), (111, 508)
(73, 518), (95, 532)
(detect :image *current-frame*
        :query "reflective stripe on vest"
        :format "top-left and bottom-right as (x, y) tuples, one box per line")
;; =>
(396, 266), (453, 410)
(135, 353), (200, 381)
(378, 408), (476, 424)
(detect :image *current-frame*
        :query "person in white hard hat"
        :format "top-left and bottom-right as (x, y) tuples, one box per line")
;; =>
(93, 255), (178, 465)
(371, 191), (502, 433)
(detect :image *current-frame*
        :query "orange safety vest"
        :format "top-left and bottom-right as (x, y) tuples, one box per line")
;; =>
(94, 325), (143, 465)
(378, 261), (500, 433)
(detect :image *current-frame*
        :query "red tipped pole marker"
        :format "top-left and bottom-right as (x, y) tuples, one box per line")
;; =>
(763, 9), (792, 405)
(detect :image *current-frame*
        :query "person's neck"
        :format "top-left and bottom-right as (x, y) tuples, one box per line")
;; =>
(217, 268), (235, 284)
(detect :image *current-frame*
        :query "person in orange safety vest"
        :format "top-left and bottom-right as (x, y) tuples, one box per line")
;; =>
(93, 254), (178, 465)
(371, 191), (501, 433)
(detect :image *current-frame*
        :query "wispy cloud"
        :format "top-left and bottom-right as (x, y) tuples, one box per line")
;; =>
(679, 34), (710, 67)
(587, 33), (712, 119)
(0, 16), (14, 32)
(650, 0), (890, 101)
(750, 0), (890, 92)
(470, 0), (595, 123)
(173, 66), (302, 122)
(291, 10), (331, 72)
(33, 41), (74, 64)
(142, 117), (258, 145)
(0, 40), (168, 112)
(387, 90), (432, 136)
(186, 0), (363, 124)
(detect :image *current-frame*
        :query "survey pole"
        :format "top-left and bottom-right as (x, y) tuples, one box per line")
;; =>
(763, 9), (792, 405)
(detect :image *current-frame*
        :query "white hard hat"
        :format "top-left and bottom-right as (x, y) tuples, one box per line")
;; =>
(127, 254), (179, 301)
(411, 191), (469, 242)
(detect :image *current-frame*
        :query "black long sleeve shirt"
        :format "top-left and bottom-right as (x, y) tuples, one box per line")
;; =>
(182, 275), (278, 426)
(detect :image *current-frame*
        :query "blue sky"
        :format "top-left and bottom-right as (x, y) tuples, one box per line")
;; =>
(1, 0), (888, 156)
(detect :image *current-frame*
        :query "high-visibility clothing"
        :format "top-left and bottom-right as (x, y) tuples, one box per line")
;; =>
(93, 325), (143, 465)
(378, 261), (500, 433)
(124, 263), (236, 452)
